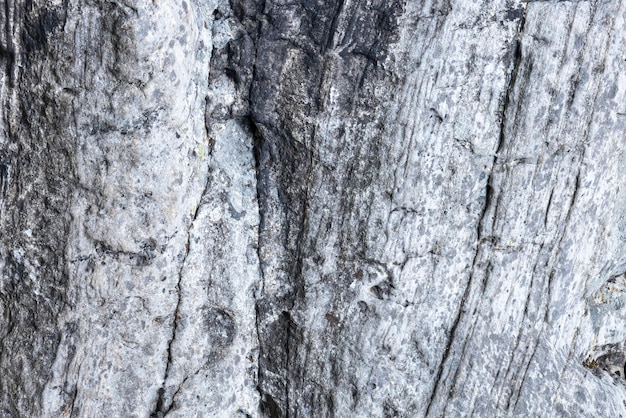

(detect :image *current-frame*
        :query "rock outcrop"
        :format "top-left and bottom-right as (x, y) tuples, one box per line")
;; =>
(2, 0), (626, 417)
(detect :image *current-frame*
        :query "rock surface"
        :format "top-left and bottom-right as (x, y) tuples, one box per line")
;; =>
(2, 0), (626, 417)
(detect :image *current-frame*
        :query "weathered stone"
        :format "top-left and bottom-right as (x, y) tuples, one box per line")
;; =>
(2, 0), (626, 417)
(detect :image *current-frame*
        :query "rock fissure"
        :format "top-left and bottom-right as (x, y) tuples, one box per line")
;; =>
(150, 263), (183, 417)
(4, 0), (626, 416)
(424, 7), (529, 417)
(151, 179), (209, 417)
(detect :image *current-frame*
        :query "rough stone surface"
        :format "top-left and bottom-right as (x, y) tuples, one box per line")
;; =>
(2, 0), (626, 417)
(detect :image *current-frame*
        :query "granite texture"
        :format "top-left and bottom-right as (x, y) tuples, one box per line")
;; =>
(2, 0), (626, 417)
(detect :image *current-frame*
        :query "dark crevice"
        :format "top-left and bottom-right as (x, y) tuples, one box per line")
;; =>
(562, 168), (580, 227)
(247, 118), (267, 283)
(424, 8), (528, 417)
(424, 261), (473, 417)
(544, 187), (554, 226)
(323, 0), (345, 53)
(150, 268), (182, 417)
(66, 384), (78, 418)
(507, 337), (539, 413)
(150, 174), (210, 418)
(1, 0), (16, 88)
(248, 116), (270, 412)
(259, 391), (282, 418)
(497, 267), (538, 411)
(160, 375), (189, 418)
(496, 10), (526, 156)
(478, 183), (494, 238)
(543, 269), (555, 323)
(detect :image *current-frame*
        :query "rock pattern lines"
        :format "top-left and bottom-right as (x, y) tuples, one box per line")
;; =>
(2, 0), (626, 417)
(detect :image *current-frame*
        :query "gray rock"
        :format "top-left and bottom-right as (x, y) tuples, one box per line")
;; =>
(2, 0), (626, 417)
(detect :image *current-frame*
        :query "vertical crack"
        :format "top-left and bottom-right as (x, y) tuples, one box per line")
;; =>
(249, 118), (267, 292)
(424, 7), (528, 417)
(150, 176), (209, 418)
(495, 9), (526, 156)
(149, 239), (186, 418)
(248, 115), (275, 416)
(249, 116), (268, 408)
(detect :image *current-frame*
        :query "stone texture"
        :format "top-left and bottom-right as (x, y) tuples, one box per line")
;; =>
(2, 0), (626, 417)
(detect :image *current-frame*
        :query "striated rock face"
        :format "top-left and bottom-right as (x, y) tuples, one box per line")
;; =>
(2, 0), (626, 417)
